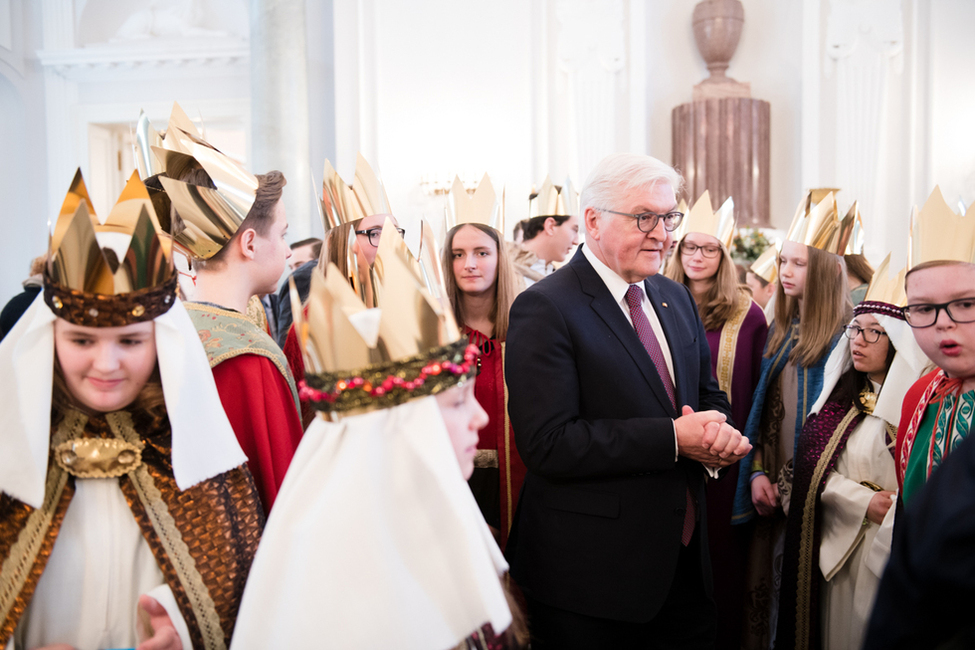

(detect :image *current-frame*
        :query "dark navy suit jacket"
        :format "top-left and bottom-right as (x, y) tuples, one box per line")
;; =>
(504, 247), (732, 623)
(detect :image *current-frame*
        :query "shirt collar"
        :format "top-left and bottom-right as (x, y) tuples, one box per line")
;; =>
(582, 240), (648, 305)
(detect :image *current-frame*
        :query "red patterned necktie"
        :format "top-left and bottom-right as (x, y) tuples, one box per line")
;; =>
(624, 285), (695, 545)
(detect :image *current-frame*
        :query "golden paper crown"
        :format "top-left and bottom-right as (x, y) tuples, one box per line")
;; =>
(672, 190), (736, 249)
(861, 253), (907, 307)
(908, 186), (975, 269)
(319, 217), (446, 312)
(136, 103), (259, 260)
(784, 189), (857, 255)
(528, 175), (579, 218)
(749, 245), (778, 284)
(320, 153), (393, 231)
(445, 174), (504, 234)
(841, 201), (865, 255)
(45, 170), (177, 326)
(291, 221), (472, 414)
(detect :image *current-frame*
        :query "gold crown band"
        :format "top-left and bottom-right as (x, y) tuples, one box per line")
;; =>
(44, 274), (178, 327)
(299, 340), (478, 414)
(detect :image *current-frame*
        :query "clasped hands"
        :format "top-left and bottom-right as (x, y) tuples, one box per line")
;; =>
(675, 405), (751, 469)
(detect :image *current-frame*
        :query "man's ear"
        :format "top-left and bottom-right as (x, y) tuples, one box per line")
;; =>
(584, 207), (600, 241)
(236, 228), (259, 260)
(543, 216), (558, 235)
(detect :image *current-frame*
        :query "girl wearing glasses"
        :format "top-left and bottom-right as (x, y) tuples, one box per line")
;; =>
(775, 277), (928, 650)
(663, 193), (768, 650)
(442, 181), (525, 549)
(732, 194), (853, 649)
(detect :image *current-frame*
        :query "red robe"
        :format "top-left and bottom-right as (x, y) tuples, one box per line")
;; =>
(211, 355), (303, 510)
(186, 302), (304, 512)
(468, 328), (527, 549)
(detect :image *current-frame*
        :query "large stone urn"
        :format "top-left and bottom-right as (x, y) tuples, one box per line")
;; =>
(673, 0), (770, 227)
(693, 0), (744, 83)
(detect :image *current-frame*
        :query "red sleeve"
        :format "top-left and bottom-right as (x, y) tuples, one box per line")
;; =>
(283, 322), (316, 429)
(896, 370), (939, 488)
(211, 355), (304, 511)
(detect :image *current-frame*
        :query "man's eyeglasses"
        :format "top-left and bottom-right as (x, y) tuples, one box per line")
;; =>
(680, 241), (721, 258)
(598, 208), (684, 233)
(902, 298), (975, 328)
(843, 324), (887, 344)
(354, 227), (406, 247)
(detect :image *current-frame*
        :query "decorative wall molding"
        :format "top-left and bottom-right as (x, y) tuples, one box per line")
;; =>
(37, 42), (248, 81)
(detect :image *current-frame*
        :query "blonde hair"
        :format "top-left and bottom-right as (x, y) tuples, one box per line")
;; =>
(664, 236), (742, 331)
(767, 246), (852, 367)
(441, 223), (519, 341)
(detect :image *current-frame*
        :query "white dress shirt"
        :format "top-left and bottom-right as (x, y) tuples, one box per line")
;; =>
(582, 243), (685, 461)
(582, 243), (676, 382)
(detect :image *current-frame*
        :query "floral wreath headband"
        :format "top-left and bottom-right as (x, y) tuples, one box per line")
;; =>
(298, 339), (478, 414)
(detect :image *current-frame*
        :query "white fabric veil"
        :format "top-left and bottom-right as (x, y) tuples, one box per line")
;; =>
(231, 395), (512, 649)
(0, 293), (246, 508)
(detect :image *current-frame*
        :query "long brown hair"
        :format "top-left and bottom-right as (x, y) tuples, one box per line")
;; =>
(767, 245), (852, 367)
(441, 223), (519, 341)
(52, 360), (167, 429)
(664, 236), (742, 331)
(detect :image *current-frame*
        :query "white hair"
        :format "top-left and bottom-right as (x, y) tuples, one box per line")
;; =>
(579, 153), (684, 215)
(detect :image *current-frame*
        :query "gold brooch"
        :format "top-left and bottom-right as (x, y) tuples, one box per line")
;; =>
(54, 437), (144, 478)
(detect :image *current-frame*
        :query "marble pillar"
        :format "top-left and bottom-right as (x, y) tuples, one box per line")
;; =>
(250, 0), (313, 237)
(672, 98), (770, 227)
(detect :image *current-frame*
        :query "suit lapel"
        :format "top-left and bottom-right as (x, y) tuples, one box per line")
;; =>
(571, 252), (678, 416)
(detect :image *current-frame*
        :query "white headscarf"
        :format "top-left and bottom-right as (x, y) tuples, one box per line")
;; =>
(810, 313), (930, 424)
(0, 293), (246, 509)
(231, 395), (512, 649)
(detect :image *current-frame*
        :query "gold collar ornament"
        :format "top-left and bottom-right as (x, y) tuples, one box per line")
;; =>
(857, 388), (878, 415)
(136, 102), (260, 260)
(783, 189), (864, 255)
(671, 190), (736, 249)
(54, 437), (145, 479)
(44, 170), (178, 327)
(528, 175), (579, 219)
(445, 174), (504, 234)
(908, 186), (975, 269)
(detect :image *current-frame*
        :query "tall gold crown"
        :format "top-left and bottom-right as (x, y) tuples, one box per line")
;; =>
(45, 170), (177, 326)
(672, 190), (736, 248)
(784, 189), (858, 255)
(908, 186), (975, 269)
(136, 103), (259, 260)
(862, 253), (907, 307)
(841, 202), (865, 255)
(320, 217), (445, 311)
(528, 175), (579, 218)
(320, 153), (392, 231)
(291, 221), (473, 415)
(445, 174), (504, 234)
(750, 245), (778, 284)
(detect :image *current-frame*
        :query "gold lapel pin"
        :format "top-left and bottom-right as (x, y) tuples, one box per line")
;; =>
(662, 302), (668, 308)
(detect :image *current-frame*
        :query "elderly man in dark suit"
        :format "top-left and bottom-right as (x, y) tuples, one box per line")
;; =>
(504, 153), (751, 648)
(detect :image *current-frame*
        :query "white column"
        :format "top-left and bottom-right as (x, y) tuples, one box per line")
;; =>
(556, 0), (626, 183)
(250, 0), (313, 237)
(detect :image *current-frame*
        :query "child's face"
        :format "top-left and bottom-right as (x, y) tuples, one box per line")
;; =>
(906, 263), (975, 379)
(434, 380), (488, 480)
(54, 319), (157, 413)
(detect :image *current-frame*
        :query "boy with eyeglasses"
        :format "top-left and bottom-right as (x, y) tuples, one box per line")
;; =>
(894, 189), (975, 504)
